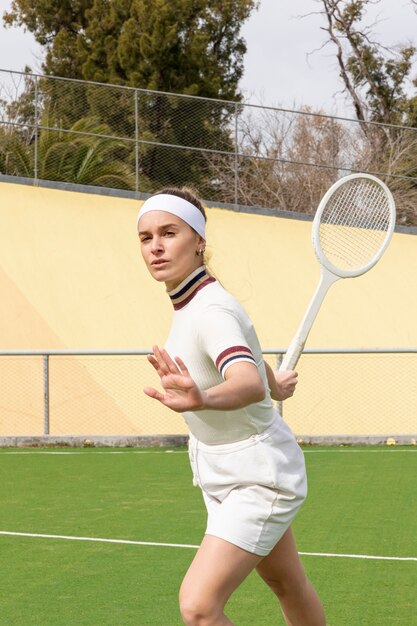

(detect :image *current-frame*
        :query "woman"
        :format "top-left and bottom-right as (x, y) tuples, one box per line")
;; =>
(137, 187), (326, 626)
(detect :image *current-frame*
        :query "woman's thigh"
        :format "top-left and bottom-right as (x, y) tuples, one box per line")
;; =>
(256, 527), (306, 593)
(180, 534), (263, 609)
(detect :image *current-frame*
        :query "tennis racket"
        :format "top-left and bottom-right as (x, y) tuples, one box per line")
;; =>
(279, 173), (396, 371)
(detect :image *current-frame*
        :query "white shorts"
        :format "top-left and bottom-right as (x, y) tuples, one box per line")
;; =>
(188, 418), (307, 556)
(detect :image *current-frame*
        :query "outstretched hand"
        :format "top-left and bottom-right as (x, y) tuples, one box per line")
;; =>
(144, 346), (205, 412)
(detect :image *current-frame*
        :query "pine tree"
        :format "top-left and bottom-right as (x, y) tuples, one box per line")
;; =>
(4, 0), (257, 191)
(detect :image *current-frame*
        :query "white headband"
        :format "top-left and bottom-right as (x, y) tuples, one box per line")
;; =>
(137, 194), (206, 240)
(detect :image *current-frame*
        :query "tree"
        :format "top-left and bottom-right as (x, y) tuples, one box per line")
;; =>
(308, 0), (417, 225)
(4, 0), (255, 99)
(82, 0), (254, 100)
(2, 0), (91, 78)
(3, 0), (258, 190)
(208, 106), (350, 212)
(313, 0), (417, 126)
(0, 115), (136, 189)
(206, 102), (417, 226)
(351, 123), (417, 225)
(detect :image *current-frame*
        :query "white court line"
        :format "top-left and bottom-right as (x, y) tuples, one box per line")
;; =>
(303, 449), (417, 454)
(1, 449), (416, 456)
(298, 551), (417, 562)
(0, 450), (188, 455)
(0, 531), (416, 561)
(0, 531), (198, 549)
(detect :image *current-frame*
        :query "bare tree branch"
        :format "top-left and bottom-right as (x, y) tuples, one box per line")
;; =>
(306, 0), (416, 128)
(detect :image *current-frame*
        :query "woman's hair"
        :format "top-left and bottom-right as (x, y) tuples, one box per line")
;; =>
(155, 187), (207, 223)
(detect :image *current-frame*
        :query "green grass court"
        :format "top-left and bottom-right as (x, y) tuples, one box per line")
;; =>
(0, 446), (416, 625)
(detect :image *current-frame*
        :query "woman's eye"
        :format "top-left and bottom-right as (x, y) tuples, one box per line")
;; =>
(140, 236), (151, 242)
(164, 231), (175, 237)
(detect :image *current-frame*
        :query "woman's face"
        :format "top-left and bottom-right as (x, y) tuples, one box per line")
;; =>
(138, 211), (204, 291)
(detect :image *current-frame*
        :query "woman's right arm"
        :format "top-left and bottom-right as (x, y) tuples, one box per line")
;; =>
(144, 346), (265, 413)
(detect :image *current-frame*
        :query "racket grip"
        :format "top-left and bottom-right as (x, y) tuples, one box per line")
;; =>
(279, 269), (338, 372)
(279, 336), (306, 371)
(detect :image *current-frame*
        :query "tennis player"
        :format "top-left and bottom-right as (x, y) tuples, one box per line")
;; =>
(137, 188), (326, 626)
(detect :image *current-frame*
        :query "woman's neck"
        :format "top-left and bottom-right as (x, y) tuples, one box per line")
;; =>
(167, 266), (215, 310)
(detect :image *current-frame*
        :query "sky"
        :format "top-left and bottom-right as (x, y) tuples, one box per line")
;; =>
(0, 0), (416, 117)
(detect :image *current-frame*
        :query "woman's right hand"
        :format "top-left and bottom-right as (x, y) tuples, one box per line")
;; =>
(144, 346), (205, 413)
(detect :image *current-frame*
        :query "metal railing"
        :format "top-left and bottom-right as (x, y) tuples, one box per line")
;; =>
(1, 69), (417, 225)
(0, 348), (416, 446)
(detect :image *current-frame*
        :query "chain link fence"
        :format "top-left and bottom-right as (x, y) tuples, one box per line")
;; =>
(0, 349), (415, 446)
(1, 71), (416, 446)
(1, 69), (417, 226)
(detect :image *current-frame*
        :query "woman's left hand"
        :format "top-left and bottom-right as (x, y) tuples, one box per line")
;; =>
(273, 369), (298, 400)
(144, 346), (204, 412)
(264, 361), (298, 401)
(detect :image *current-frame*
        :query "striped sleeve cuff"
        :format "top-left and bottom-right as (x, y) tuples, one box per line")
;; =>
(215, 345), (257, 378)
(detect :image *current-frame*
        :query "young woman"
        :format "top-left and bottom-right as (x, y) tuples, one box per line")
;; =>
(137, 187), (326, 626)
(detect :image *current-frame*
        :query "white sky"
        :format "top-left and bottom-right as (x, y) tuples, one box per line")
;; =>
(0, 0), (416, 117)
(240, 0), (417, 115)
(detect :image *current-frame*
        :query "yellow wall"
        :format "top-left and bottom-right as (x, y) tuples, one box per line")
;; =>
(0, 181), (416, 437)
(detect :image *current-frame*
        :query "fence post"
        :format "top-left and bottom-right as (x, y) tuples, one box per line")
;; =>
(276, 352), (283, 418)
(234, 102), (239, 208)
(43, 354), (50, 435)
(134, 89), (139, 194)
(34, 74), (39, 183)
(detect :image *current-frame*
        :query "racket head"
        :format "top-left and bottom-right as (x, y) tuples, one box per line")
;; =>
(312, 173), (396, 278)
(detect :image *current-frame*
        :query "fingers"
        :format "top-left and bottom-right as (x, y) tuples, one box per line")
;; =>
(273, 368), (299, 400)
(143, 386), (164, 401)
(143, 386), (177, 410)
(148, 345), (182, 376)
(174, 355), (190, 377)
(289, 373), (298, 389)
(275, 369), (298, 385)
(148, 346), (189, 381)
(285, 370), (298, 390)
(284, 369), (298, 381)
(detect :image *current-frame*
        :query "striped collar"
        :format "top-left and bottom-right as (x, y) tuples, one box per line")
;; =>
(168, 266), (215, 310)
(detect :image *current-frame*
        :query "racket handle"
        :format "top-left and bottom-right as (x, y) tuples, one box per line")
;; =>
(279, 269), (338, 372)
(279, 336), (306, 371)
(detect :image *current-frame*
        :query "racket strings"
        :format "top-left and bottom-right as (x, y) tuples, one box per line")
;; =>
(325, 181), (390, 230)
(319, 180), (392, 271)
(320, 218), (386, 270)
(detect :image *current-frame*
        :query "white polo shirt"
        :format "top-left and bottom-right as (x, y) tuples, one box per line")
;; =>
(164, 266), (277, 444)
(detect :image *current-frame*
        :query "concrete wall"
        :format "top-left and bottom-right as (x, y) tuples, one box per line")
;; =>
(1, 181), (416, 438)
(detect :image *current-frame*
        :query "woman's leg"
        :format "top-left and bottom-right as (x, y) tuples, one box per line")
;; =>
(179, 534), (262, 626)
(256, 527), (326, 626)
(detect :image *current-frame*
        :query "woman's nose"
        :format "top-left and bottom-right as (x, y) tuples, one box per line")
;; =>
(151, 236), (163, 252)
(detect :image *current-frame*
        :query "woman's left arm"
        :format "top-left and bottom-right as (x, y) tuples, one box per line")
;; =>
(264, 360), (298, 401)
(144, 345), (265, 413)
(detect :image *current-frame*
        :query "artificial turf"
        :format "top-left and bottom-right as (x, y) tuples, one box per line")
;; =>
(0, 446), (416, 625)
